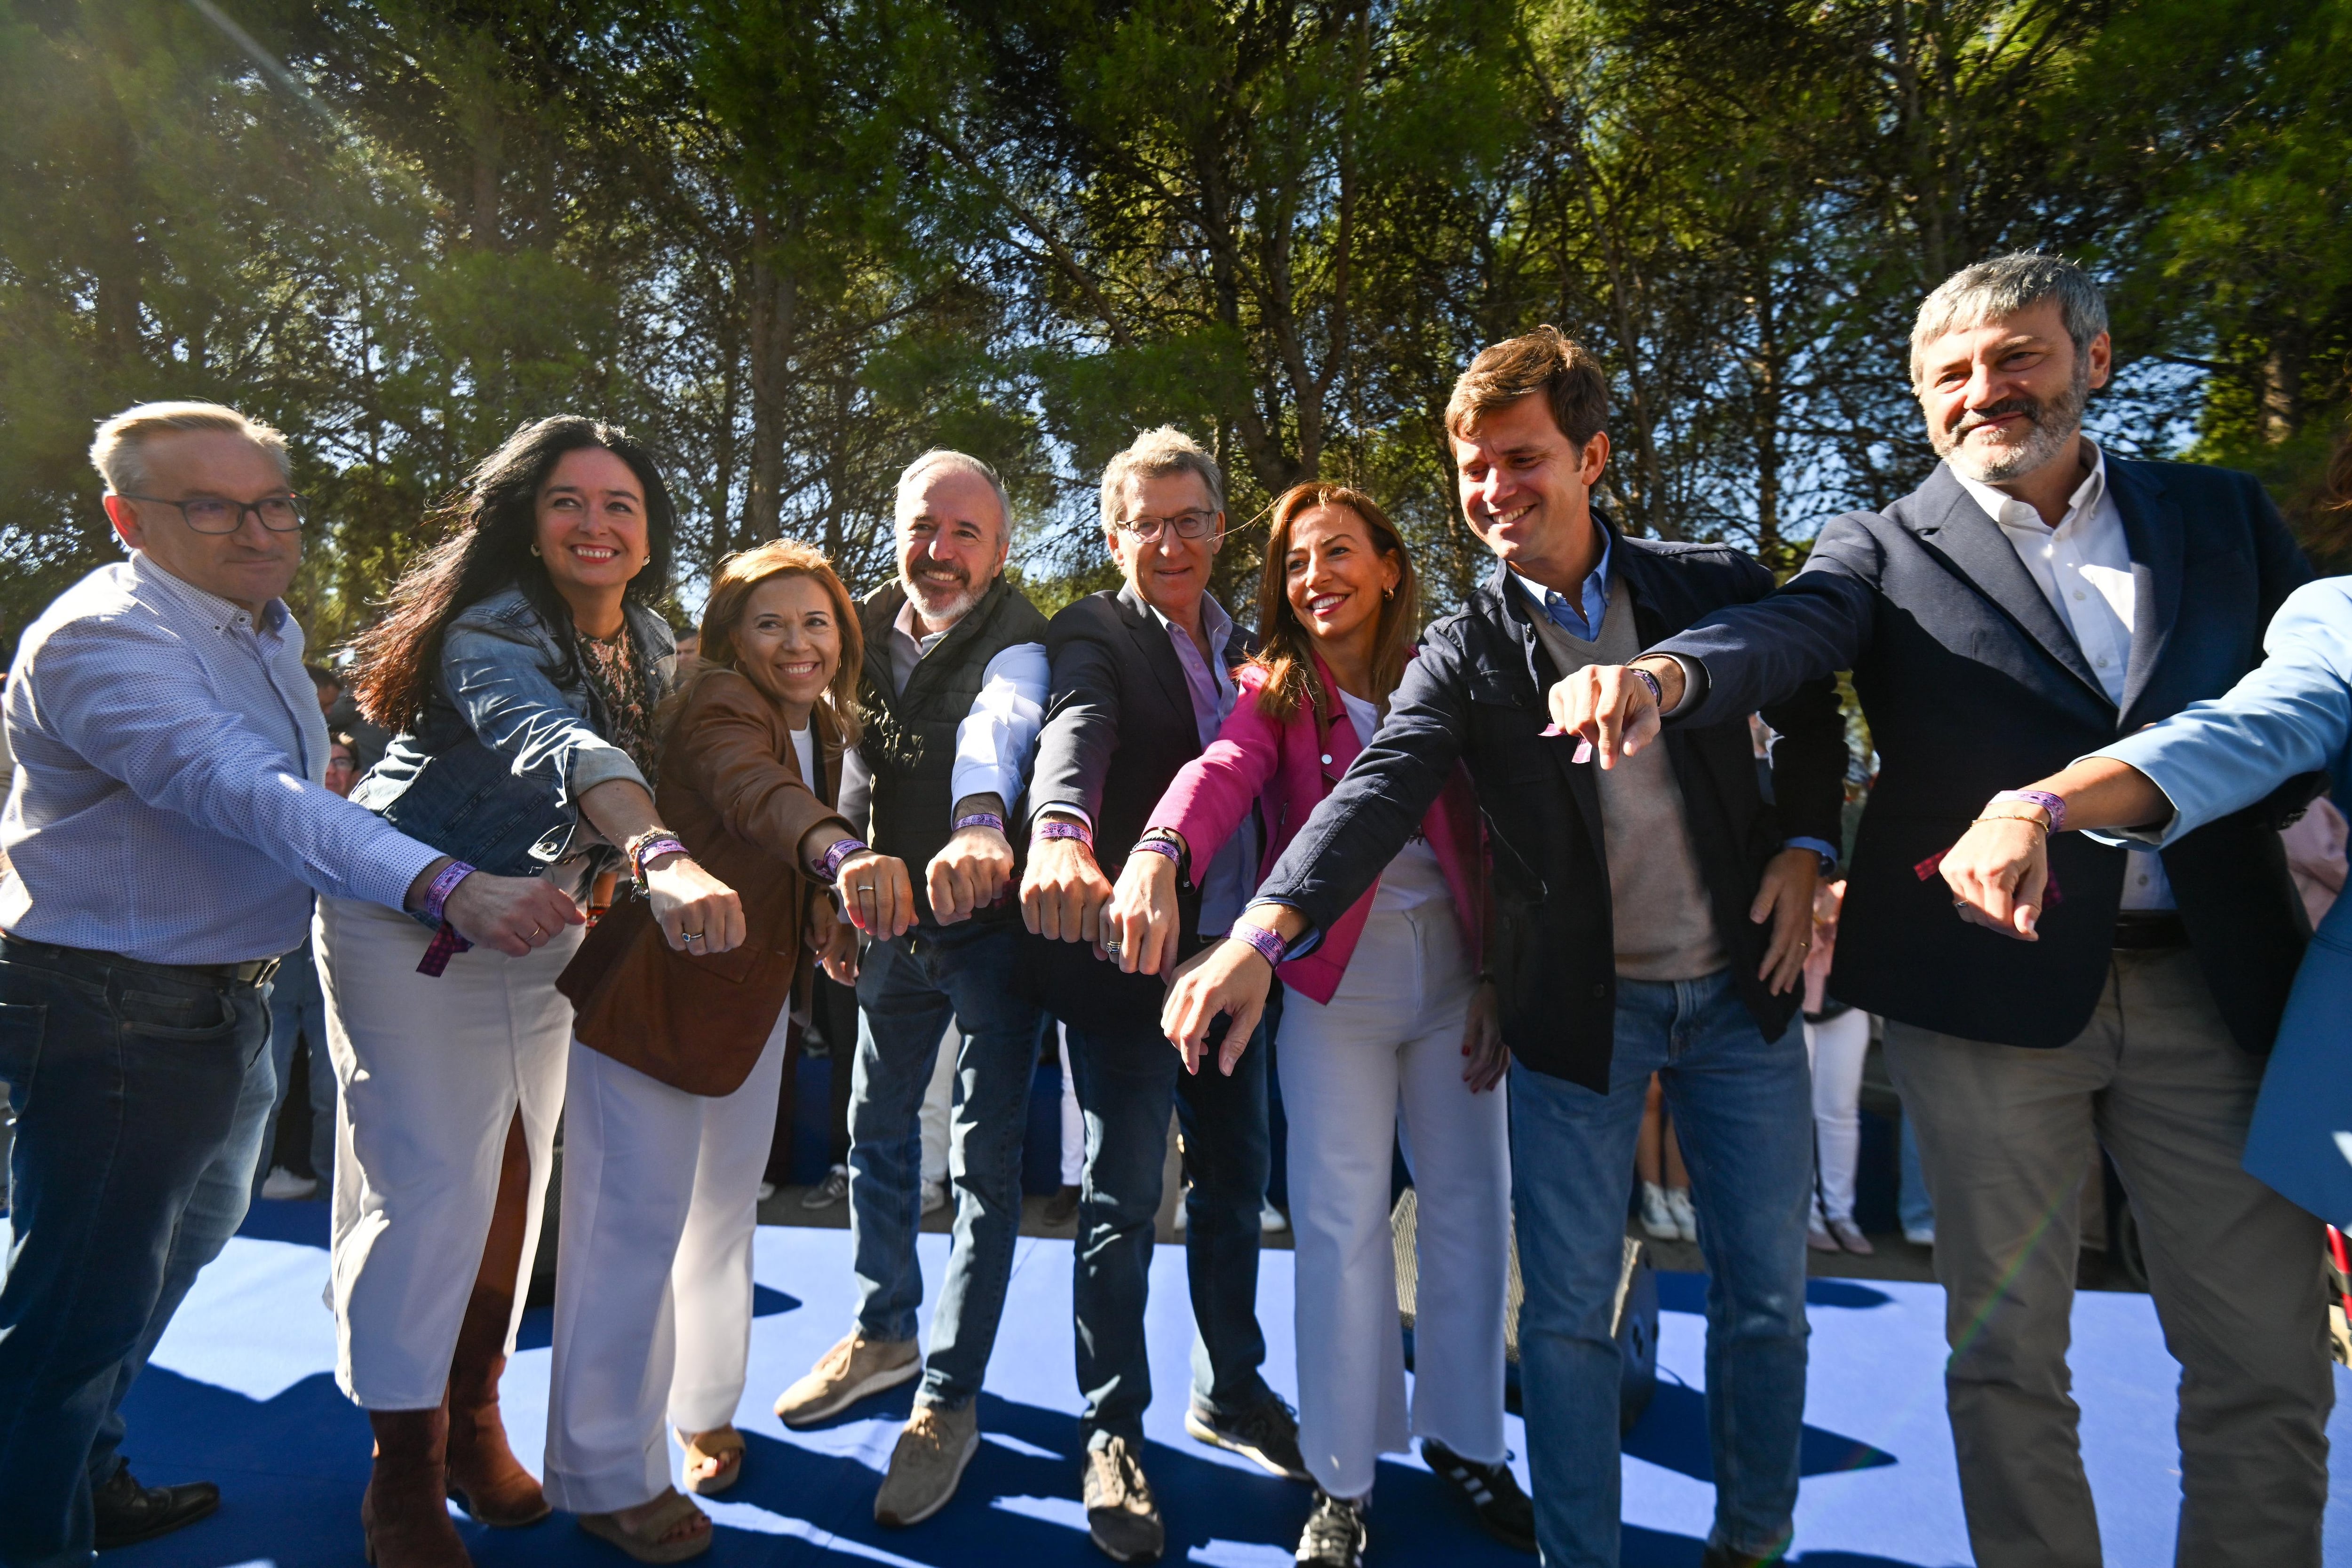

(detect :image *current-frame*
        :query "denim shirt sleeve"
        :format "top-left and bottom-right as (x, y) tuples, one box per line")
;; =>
(439, 608), (648, 805)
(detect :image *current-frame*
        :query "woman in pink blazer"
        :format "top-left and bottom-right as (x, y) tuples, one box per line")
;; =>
(1105, 483), (1525, 1565)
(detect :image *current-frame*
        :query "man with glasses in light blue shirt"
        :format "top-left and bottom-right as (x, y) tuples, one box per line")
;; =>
(0, 402), (579, 1568)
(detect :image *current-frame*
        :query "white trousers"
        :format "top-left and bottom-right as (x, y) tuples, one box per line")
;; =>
(318, 889), (580, 1408)
(1276, 898), (1511, 1500)
(1804, 1008), (1871, 1225)
(543, 1014), (791, 1513)
(1057, 1026), (1083, 1187)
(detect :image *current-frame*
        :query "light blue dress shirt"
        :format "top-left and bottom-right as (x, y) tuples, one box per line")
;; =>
(0, 554), (441, 965)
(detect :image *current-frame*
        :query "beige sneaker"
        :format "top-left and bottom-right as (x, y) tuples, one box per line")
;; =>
(773, 1331), (921, 1428)
(873, 1401), (979, 1528)
(1083, 1436), (1163, 1563)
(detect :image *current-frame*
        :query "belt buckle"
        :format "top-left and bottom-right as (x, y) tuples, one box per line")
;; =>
(244, 956), (283, 987)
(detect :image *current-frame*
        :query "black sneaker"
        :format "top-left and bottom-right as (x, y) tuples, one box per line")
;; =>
(1421, 1438), (1535, 1553)
(1294, 1490), (1367, 1567)
(92, 1466), (220, 1549)
(1185, 1395), (1309, 1481)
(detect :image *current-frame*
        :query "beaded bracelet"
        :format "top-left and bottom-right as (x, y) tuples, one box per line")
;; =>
(1228, 921), (1287, 971)
(815, 836), (870, 883)
(953, 812), (1007, 836)
(1989, 789), (2067, 833)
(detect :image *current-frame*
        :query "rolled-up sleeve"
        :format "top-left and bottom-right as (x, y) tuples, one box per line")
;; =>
(32, 618), (441, 910)
(2088, 579), (2352, 848)
(951, 640), (1048, 811)
(441, 617), (648, 803)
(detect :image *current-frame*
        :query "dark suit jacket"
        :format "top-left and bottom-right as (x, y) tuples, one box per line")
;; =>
(1254, 532), (1848, 1090)
(1025, 584), (1257, 1034)
(1655, 457), (2314, 1053)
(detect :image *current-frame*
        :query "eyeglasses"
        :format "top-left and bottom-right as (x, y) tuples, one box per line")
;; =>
(120, 492), (306, 534)
(1113, 508), (1218, 542)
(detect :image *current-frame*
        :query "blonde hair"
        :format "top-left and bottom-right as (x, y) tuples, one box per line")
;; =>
(89, 402), (290, 495)
(1098, 425), (1224, 532)
(677, 538), (864, 745)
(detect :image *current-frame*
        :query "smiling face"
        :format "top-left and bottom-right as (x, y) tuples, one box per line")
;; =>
(897, 465), (1008, 630)
(1449, 393), (1610, 587)
(1107, 468), (1224, 625)
(533, 446), (650, 602)
(1916, 298), (2109, 484)
(1283, 503), (1399, 653)
(103, 428), (303, 616)
(733, 572), (842, 723)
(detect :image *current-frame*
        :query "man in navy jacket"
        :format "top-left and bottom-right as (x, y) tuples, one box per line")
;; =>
(1165, 329), (1847, 1568)
(1557, 253), (2328, 1568)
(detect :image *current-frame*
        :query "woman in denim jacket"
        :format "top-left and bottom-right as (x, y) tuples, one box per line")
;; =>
(323, 417), (739, 1568)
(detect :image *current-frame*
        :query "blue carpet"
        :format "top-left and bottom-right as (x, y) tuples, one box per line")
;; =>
(98, 1198), (2352, 1565)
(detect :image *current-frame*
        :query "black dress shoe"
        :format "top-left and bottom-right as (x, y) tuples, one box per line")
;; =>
(1420, 1439), (1535, 1553)
(93, 1466), (220, 1549)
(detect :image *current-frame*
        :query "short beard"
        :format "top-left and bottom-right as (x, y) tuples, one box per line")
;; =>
(1932, 358), (2090, 484)
(902, 566), (978, 626)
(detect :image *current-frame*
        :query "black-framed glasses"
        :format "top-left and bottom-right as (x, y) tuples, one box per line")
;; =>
(1114, 508), (1218, 542)
(119, 492), (306, 534)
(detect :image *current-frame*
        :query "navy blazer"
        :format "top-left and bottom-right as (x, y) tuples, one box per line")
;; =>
(1655, 458), (2315, 1053)
(1254, 531), (1848, 1090)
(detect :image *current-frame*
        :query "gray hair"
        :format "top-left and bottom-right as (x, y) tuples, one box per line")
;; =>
(895, 449), (1013, 544)
(1909, 252), (2109, 388)
(1098, 425), (1225, 531)
(89, 401), (291, 495)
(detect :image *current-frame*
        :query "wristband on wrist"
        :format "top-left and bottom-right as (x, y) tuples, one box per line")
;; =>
(1629, 665), (1664, 707)
(629, 835), (689, 885)
(1228, 920), (1287, 971)
(815, 836), (869, 883)
(1132, 837), (1182, 866)
(1036, 819), (1094, 850)
(421, 860), (476, 925)
(953, 811), (1007, 836)
(1989, 789), (2066, 832)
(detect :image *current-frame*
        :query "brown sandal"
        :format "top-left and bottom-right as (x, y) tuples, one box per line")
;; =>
(578, 1488), (711, 1563)
(676, 1426), (745, 1496)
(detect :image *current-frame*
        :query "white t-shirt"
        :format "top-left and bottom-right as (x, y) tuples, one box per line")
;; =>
(1336, 689), (1452, 912)
(791, 724), (816, 792)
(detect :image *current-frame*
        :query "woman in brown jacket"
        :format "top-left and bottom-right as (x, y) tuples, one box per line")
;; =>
(541, 540), (914, 1560)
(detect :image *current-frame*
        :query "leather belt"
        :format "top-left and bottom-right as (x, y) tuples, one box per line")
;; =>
(2111, 912), (2189, 951)
(0, 934), (282, 988)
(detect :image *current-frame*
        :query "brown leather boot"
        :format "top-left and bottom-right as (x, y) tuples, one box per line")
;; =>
(443, 1112), (551, 1528)
(362, 1406), (471, 1567)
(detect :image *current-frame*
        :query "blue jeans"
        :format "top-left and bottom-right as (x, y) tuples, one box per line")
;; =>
(1510, 970), (1812, 1568)
(0, 938), (273, 1568)
(1898, 1110), (1935, 1236)
(848, 919), (1048, 1410)
(254, 937), (333, 1188)
(1065, 1002), (1274, 1448)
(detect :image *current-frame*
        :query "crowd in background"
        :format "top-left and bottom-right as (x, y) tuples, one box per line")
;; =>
(4, 248), (2352, 1568)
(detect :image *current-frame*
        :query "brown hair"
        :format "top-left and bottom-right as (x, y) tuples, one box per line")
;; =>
(667, 539), (864, 746)
(1444, 325), (1610, 446)
(1246, 483), (1419, 725)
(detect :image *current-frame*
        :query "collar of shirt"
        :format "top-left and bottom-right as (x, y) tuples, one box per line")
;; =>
(1509, 527), (1613, 641)
(1145, 594), (1239, 740)
(888, 594), (956, 697)
(1951, 438), (2109, 538)
(1145, 593), (1237, 669)
(129, 549), (293, 640)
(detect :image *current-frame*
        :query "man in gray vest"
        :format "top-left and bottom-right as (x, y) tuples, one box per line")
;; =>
(771, 449), (1053, 1530)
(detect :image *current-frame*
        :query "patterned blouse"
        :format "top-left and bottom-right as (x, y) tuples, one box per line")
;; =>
(577, 625), (660, 789)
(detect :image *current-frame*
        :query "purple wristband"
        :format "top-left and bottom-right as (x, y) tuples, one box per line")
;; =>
(1228, 920), (1287, 970)
(954, 812), (1007, 835)
(421, 861), (476, 926)
(631, 835), (688, 884)
(1629, 665), (1664, 707)
(816, 837), (869, 883)
(1036, 819), (1093, 849)
(1132, 836), (1182, 866)
(1992, 790), (2067, 832)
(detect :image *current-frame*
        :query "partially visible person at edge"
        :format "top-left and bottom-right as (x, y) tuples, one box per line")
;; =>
(0, 402), (574, 1568)
(1020, 425), (1303, 1564)
(324, 416), (741, 1568)
(313, 657), (392, 776)
(1163, 329), (1845, 1568)
(546, 540), (898, 1560)
(1800, 878), (1874, 1256)
(1106, 482), (1531, 1565)
(1556, 252), (2328, 1568)
(771, 450), (1059, 1534)
(249, 730), (364, 1204)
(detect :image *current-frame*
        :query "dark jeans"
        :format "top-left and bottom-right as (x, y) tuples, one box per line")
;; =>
(1065, 1001), (1275, 1448)
(0, 937), (272, 1568)
(848, 919), (1049, 1409)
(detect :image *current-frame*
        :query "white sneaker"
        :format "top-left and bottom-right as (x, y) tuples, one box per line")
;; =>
(756, 1181), (779, 1202)
(1260, 1199), (1289, 1235)
(1904, 1222), (1936, 1247)
(1638, 1181), (1678, 1240)
(921, 1179), (950, 1217)
(259, 1166), (318, 1201)
(1665, 1188), (1697, 1243)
